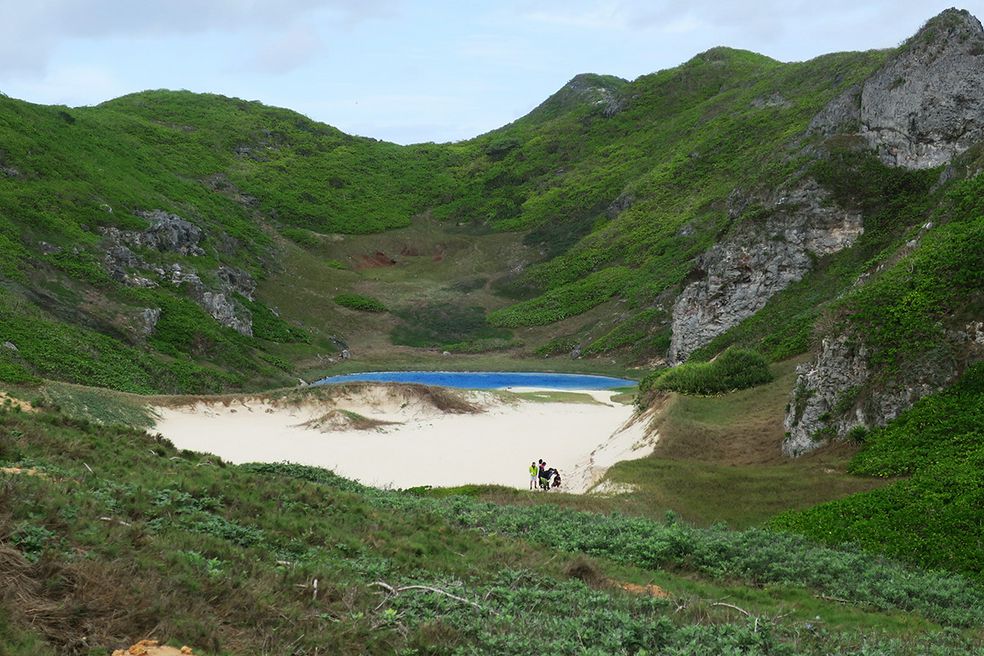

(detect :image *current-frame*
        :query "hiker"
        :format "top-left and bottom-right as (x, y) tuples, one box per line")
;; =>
(551, 470), (562, 489)
(540, 467), (560, 492)
(538, 461), (551, 491)
(529, 461), (538, 490)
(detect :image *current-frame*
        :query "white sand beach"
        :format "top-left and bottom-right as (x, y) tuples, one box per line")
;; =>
(152, 384), (656, 493)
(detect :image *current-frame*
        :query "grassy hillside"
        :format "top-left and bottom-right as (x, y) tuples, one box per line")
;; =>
(0, 44), (890, 392)
(2, 401), (984, 654)
(0, 89), (462, 393)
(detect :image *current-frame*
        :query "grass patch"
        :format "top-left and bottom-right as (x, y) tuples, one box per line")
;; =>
(391, 303), (510, 348)
(489, 267), (632, 328)
(501, 390), (603, 405)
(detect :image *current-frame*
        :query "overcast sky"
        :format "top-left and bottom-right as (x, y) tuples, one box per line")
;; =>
(1, 1), (981, 144)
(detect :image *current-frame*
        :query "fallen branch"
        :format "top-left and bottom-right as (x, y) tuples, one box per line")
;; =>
(711, 602), (751, 617)
(370, 581), (495, 614)
(98, 516), (132, 527)
(818, 594), (852, 604)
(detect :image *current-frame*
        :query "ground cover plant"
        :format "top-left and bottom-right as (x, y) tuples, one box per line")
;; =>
(391, 303), (511, 348)
(2, 401), (983, 655)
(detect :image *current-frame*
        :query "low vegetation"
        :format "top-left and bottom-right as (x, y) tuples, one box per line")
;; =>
(2, 404), (983, 654)
(772, 363), (984, 578)
(333, 292), (387, 313)
(643, 348), (773, 396)
(391, 303), (511, 348)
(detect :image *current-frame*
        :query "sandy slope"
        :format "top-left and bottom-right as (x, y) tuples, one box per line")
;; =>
(152, 384), (655, 493)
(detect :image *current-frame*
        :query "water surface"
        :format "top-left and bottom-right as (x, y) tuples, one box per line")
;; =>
(314, 371), (636, 390)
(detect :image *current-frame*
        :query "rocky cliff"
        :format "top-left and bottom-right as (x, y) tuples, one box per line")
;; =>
(101, 210), (256, 336)
(780, 10), (984, 455)
(783, 322), (984, 456)
(811, 8), (984, 169)
(668, 179), (862, 363)
(663, 9), (984, 455)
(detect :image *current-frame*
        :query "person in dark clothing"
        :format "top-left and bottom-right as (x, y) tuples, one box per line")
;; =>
(540, 467), (558, 490)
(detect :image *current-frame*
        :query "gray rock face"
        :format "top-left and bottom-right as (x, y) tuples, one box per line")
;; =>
(217, 265), (256, 300)
(558, 74), (626, 117)
(101, 209), (204, 281)
(3, 341), (18, 351)
(783, 335), (871, 457)
(169, 264), (255, 336)
(751, 92), (792, 109)
(132, 210), (206, 255)
(812, 9), (984, 169)
(782, 325), (982, 457)
(808, 85), (862, 136)
(100, 216), (255, 335)
(668, 179), (862, 362)
(606, 193), (634, 219)
(197, 290), (252, 336)
(139, 308), (161, 336)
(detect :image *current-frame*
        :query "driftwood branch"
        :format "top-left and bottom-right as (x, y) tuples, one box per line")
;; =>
(370, 581), (495, 614)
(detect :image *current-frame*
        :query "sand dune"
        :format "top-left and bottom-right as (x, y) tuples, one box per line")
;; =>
(152, 383), (656, 493)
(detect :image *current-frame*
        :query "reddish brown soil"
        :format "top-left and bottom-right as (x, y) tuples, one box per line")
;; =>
(353, 251), (398, 269)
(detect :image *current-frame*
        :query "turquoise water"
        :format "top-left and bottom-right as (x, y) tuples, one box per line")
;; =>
(314, 371), (637, 390)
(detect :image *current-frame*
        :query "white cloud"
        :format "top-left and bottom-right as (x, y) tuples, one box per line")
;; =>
(4, 64), (123, 107)
(244, 25), (324, 75)
(521, 2), (627, 30)
(0, 0), (396, 76)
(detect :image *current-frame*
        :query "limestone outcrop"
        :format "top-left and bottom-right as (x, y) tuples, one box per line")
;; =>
(668, 179), (862, 363)
(783, 324), (983, 456)
(811, 9), (984, 169)
(100, 210), (255, 336)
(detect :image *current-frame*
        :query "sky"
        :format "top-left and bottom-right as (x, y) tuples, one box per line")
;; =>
(1, 1), (982, 144)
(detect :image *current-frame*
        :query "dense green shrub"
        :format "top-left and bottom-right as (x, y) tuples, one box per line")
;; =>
(280, 226), (321, 248)
(534, 336), (580, 358)
(646, 348), (773, 395)
(583, 308), (664, 356)
(333, 292), (387, 313)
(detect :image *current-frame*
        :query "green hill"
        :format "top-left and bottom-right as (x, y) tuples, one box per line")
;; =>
(1, 7), (984, 653)
(0, 45), (887, 392)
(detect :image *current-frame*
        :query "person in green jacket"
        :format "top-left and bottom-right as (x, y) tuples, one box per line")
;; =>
(529, 461), (538, 490)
